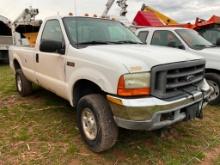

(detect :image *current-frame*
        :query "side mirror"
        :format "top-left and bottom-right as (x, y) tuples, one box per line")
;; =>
(216, 38), (220, 46)
(178, 45), (185, 50)
(168, 41), (177, 48)
(40, 40), (65, 54)
(168, 42), (185, 50)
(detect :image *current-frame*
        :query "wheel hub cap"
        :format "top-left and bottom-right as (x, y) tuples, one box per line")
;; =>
(207, 80), (220, 102)
(81, 108), (98, 140)
(17, 75), (22, 92)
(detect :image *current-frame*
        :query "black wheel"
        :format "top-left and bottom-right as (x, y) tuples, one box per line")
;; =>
(16, 69), (32, 97)
(205, 73), (220, 105)
(77, 94), (118, 153)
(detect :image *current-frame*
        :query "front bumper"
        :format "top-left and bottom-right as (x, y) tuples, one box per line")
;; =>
(107, 80), (211, 131)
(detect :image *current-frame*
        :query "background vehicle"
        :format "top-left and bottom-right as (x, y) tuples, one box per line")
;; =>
(0, 15), (12, 63)
(133, 4), (220, 46)
(11, 7), (41, 47)
(10, 15), (210, 152)
(194, 16), (220, 46)
(0, 7), (41, 63)
(136, 27), (220, 104)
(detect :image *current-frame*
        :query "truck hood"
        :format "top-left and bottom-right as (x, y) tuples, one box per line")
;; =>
(199, 47), (220, 57)
(80, 45), (203, 72)
(194, 47), (220, 69)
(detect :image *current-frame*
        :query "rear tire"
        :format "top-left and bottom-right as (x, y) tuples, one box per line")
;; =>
(77, 94), (118, 153)
(16, 69), (32, 97)
(205, 73), (220, 105)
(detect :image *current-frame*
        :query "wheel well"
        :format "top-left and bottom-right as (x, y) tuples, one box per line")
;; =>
(206, 69), (220, 75)
(13, 59), (21, 71)
(72, 79), (104, 105)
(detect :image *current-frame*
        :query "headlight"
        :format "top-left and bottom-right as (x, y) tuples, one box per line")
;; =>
(117, 72), (151, 96)
(124, 72), (150, 89)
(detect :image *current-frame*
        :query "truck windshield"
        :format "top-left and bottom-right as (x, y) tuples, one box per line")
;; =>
(198, 27), (220, 45)
(63, 17), (142, 47)
(175, 29), (213, 50)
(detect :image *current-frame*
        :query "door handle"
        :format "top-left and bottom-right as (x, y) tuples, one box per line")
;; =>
(36, 53), (39, 63)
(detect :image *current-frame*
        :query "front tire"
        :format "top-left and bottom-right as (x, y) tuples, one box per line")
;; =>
(16, 69), (32, 97)
(77, 94), (118, 153)
(206, 73), (220, 105)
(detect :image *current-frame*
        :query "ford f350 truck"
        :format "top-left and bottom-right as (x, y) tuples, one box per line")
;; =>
(9, 16), (211, 152)
(136, 27), (220, 105)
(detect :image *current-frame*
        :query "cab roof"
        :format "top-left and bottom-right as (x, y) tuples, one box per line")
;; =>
(44, 15), (117, 22)
(137, 26), (190, 31)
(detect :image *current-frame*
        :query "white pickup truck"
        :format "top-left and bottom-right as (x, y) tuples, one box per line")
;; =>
(136, 27), (220, 105)
(9, 16), (211, 152)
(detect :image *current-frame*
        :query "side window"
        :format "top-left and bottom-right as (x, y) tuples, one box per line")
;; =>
(41, 20), (63, 42)
(151, 30), (184, 48)
(137, 31), (149, 43)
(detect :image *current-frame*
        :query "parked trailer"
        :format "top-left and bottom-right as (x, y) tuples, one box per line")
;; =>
(0, 15), (13, 63)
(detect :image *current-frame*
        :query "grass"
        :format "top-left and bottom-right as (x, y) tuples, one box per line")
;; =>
(1, 64), (220, 165)
(214, 156), (220, 165)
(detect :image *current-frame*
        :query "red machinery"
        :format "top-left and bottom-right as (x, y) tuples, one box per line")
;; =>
(173, 16), (220, 45)
(133, 11), (164, 26)
(193, 15), (220, 29)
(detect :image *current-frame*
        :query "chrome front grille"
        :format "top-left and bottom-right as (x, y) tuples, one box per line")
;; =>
(151, 60), (205, 99)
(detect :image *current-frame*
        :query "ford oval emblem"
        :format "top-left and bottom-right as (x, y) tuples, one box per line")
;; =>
(186, 75), (195, 82)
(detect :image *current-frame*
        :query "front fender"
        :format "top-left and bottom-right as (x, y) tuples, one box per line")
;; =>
(11, 53), (23, 73)
(67, 67), (119, 106)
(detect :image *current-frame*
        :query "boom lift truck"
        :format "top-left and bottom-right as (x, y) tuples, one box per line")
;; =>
(102, 0), (128, 17)
(102, 0), (131, 26)
(11, 7), (42, 47)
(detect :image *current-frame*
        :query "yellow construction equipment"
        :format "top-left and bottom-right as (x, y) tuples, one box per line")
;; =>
(141, 4), (178, 25)
(23, 32), (38, 47)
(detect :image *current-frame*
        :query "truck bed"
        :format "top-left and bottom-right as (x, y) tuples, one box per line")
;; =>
(0, 36), (13, 45)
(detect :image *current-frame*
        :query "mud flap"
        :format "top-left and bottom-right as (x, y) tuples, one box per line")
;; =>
(185, 102), (202, 120)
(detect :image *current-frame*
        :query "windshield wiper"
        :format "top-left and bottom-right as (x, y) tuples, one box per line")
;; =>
(78, 41), (111, 45)
(192, 44), (207, 50)
(111, 41), (143, 44)
(78, 40), (143, 45)
(205, 45), (217, 48)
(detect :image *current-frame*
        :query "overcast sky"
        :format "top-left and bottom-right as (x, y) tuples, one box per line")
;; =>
(0, 0), (220, 23)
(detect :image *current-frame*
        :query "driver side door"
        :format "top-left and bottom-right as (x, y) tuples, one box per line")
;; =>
(35, 19), (68, 99)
